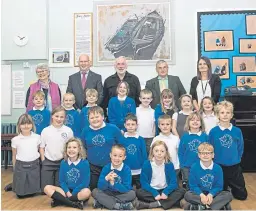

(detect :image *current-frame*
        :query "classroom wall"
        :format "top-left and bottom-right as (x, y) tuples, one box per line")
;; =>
(2, 0), (256, 123)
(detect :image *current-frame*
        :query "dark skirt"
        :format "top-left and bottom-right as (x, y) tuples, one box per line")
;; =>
(13, 159), (41, 196)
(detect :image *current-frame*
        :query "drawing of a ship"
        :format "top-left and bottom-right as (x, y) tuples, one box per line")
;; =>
(105, 10), (165, 60)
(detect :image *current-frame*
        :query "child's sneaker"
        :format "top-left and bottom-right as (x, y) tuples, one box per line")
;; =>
(120, 202), (134, 210)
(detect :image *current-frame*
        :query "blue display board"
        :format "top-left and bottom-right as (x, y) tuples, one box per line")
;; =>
(198, 10), (256, 96)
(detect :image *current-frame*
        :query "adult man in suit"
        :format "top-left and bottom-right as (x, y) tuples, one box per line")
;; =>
(66, 54), (103, 110)
(101, 56), (141, 115)
(146, 60), (186, 109)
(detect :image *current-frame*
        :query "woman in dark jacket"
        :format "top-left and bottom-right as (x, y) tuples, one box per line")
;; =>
(190, 56), (221, 111)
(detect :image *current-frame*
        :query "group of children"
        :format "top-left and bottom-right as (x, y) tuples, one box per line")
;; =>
(10, 81), (248, 210)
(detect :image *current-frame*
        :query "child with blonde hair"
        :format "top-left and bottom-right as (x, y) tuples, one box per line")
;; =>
(44, 138), (91, 209)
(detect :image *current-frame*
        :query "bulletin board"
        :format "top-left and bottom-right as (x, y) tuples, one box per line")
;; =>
(197, 10), (256, 96)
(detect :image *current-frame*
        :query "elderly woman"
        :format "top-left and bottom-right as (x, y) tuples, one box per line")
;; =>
(25, 63), (61, 112)
(190, 56), (221, 111)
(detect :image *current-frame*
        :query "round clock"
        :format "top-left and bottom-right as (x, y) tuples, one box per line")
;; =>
(13, 34), (29, 47)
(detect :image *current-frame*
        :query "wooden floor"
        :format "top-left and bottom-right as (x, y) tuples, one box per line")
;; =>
(1, 168), (256, 210)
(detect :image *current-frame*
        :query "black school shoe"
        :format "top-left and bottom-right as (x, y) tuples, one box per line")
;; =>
(4, 183), (12, 192)
(132, 198), (150, 210)
(51, 199), (61, 208)
(72, 201), (84, 210)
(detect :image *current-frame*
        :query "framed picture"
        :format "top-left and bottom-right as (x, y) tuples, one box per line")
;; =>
(204, 30), (234, 52)
(246, 15), (256, 35)
(74, 13), (93, 67)
(233, 56), (256, 73)
(210, 58), (229, 79)
(93, 0), (174, 66)
(239, 38), (256, 53)
(49, 48), (74, 67)
(237, 75), (256, 88)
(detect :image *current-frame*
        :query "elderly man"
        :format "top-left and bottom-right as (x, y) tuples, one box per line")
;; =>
(66, 54), (103, 110)
(101, 56), (141, 114)
(146, 60), (186, 109)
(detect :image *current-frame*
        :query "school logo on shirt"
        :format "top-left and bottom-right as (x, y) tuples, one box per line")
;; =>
(127, 144), (137, 155)
(92, 134), (105, 147)
(32, 113), (43, 125)
(127, 104), (131, 109)
(115, 175), (122, 184)
(188, 139), (201, 152)
(61, 132), (68, 140)
(67, 168), (80, 183)
(65, 114), (74, 126)
(219, 134), (233, 148)
(200, 174), (214, 189)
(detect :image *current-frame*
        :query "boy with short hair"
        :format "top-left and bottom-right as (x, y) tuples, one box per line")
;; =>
(62, 93), (81, 138)
(119, 113), (147, 189)
(184, 143), (233, 210)
(81, 106), (122, 191)
(28, 90), (50, 135)
(136, 89), (155, 154)
(92, 144), (136, 210)
(80, 89), (98, 129)
(151, 114), (180, 174)
(209, 100), (247, 200)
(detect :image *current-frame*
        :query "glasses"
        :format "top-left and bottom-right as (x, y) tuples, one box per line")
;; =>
(198, 152), (213, 155)
(36, 69), (48, 74)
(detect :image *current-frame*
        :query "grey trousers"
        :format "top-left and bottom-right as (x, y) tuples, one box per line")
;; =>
(184, 191), (233, 210)
(92, 188), (136, 209)
(181, 167), (189, 183)
(41, 157), (62, 190)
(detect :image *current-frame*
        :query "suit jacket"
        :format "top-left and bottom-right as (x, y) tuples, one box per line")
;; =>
(145, 75), (186, 109)
(66, 70), (103, 109)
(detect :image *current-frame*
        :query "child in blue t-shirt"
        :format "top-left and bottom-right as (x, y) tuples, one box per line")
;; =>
(44, 138), (91, 209)
(209, 100), (247, 200)
(119, 113), (147, 189)
(92, 144), (136, 210)
(108, 81), (136, 133)
(80, 88), (98, 130)
(28, 90), (50, 135)
(81, 106), (122, 191)
(184, 143), (232, 210)
(178, 112), (208, 189)
(63, 93), (81, 138)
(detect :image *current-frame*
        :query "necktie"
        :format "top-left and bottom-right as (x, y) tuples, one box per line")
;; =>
(82, 72), (86, 89)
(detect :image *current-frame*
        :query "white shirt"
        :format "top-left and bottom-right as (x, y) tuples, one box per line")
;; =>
(136, 105), (155, 138)
(151, 133), (180, 169)
(172, 110), (193, 121)
(150, 160), (167, 190)
(33, 106), (44, 111)
(219, 123), (233, 131)
(68, 158), (81, 166)
(200, 160), (213, 170)
(202, 112), (219, 134)
(196, 80), (212, 105)
(40, 125), (73, 161)
(80, 70), (89, 81)
(11, 132), (41, 162)
(111, 163), (124, 171)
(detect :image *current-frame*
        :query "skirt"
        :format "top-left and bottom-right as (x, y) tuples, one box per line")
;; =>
(13, 159), (41, 196)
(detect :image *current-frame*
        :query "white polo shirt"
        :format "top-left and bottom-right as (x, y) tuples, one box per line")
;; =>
(40, 125), (73, 161)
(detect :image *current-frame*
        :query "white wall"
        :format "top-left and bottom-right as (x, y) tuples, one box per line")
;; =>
(2, 0), (256, 123)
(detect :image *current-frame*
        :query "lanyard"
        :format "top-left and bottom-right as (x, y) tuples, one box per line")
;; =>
(201, 80), (208, 96)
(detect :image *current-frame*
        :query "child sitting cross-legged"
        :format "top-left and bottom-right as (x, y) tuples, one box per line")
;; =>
(184, 143), (233, 210)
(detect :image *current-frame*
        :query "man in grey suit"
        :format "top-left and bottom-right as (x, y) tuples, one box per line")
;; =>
(145, 60), (186, 109)
(66, 54), (103, 110)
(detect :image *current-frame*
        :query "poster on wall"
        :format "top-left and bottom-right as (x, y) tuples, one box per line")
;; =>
(210, 58), (229, 79)
(74, 13), (93, 66)
(204, 30), (234, 51)
(93, 0), (174, 66)
(246, 15), (256, 35)
(49, 48), (74, 67)
(239, 38), (256, 53)
(233, 56), (256, 73)
(237, 75), (256, 88)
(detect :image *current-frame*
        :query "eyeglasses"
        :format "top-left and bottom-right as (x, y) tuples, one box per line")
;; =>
(198, 152), (213, 155)
(36, 69), (48, 74)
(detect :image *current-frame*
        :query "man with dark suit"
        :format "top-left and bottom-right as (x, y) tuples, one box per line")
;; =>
(145, 60), (186, 109)
(66, 54), (103, 110)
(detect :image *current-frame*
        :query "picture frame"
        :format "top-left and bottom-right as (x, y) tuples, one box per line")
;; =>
(74, 13), (93, 67)
(239, 38), (256, 53)
(93, 0), (175, 66)
(48, 48), (74, 67)
(210, 58), (229, 79)
(204, 30), (234, 52)
(237, 75), (256, 88)
(246, 15), (256, 35)
(233, 56), (256, 73)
